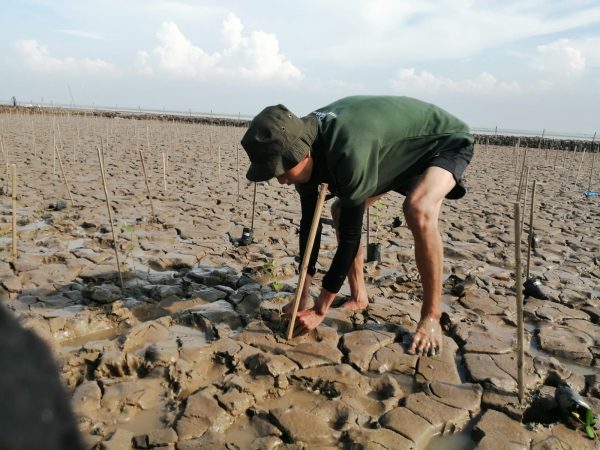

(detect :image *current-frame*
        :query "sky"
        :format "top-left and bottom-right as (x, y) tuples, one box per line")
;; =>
(1, 0), (600, 135)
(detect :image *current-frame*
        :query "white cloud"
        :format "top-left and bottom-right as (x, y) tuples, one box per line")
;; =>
(14, 39), (117, 74)
(391, 68), (522, 95)
(136, 15), (303, 83)
(309, 0), (600, 64)
(56, 29), (105, 40)
(530, 38), (587, 77)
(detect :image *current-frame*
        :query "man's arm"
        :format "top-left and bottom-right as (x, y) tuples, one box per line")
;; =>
(293, 201), (365, 334)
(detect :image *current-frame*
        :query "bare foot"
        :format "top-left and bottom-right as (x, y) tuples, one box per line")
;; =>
(342, 291), (369, 311)
(408, 316), (442, 357)
(293, 308), (326, 336)
(281, 299), (311, 319)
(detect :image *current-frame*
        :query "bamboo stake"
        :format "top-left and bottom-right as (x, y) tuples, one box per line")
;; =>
(574, 148), (588, 186)
(138, 149), (157, 221)
(236, 144), (240, 199)
(516, 163), (527, 203)
(287, 183), (329, 340)
(520, 167), (530, 237)
(217, 145), (222, 182)
(565, 145), (578, 183)
(162, 152), (167, 193)
(98, 143), (124, 292)
(588, 148), (597, 193)
(1, 135), (8, 193)
(250, 182), (257, 231)
(552, 146), (560, 170)
(519, 145), (529, 179)
(514, 202), (525, 404)
(54, 140), (75, 206)
(53, 127), (57, 175)
(526, 180), (537, 279)
(11, 164), (17, 262)
(32, 124), (36, 157)
(366, 207), (371, 247)
(146, 125), (151, 153)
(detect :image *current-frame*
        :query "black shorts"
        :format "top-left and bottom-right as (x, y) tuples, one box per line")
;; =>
(395, 143), (474, 200)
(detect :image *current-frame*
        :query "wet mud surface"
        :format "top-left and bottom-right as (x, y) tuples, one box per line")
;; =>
(1, 111), (599, 449)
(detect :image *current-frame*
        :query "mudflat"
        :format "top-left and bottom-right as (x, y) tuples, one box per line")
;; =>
(0, 110), (598, 449)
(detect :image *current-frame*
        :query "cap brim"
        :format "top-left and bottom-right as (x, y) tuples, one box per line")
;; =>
(246, 163), (276, 182)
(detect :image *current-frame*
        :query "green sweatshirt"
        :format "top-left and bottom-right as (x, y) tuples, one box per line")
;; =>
(299, 95), (474, 206)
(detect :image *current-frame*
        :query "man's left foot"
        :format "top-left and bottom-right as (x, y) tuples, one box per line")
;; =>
(342, 292), (369, 311)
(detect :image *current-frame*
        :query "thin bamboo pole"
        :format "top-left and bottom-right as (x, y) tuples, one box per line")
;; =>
(514, 202), (525, 404)
(236, 144), (240, 199)
(138, 149), (157, 221)
(588, 148), (597, 193)
(526, 180), (537, 279)
(11, 164), (17, 262)
(53, 127), (57, 175)
(287, 183), (329, 340)
(54, 140), (75, 206)
(250, 182), (257, 231)
(520, 167), (530, 237)
(1, 135), (8, 193)
(552, 146), (560, 170)
(98, 143), (124, 292)
(516, 163), (527, 203)
(366, 207), (370, 247)
(162, 152), (167, 193)
(574, 148), (588, 186)
(217, 145), (222, 182)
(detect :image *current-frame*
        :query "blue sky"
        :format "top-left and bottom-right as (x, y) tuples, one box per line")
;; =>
(1, 0), (600, 134)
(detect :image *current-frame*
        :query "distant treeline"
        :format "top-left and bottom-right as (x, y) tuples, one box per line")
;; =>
(474, 134), (598, 151)
(0, 105), (597, 147)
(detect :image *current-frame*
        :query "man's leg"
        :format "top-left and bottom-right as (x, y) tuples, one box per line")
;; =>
(403, 166), (456, 356)
(331, 195), (384, 311)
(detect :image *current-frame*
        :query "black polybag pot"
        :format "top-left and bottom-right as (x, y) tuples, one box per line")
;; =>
(523, 277), (548, 300)
(366, 243), (382, 262)
(555, 383), (594, 427)
(239, 227), (253, 246)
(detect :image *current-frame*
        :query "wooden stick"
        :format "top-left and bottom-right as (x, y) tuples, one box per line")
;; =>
(11, 164), (17, 262)
(526, 180), (537, 279)
(1, 135), (8, 193)
(516, 163), (527, 203)
(217, 145), (222, 182)
(552, 146), (560, 170)
(162, 152), (167, 193)
(565, 145), (578, 184)
(54, 140), (76, 206)
(520, 147), (529, 179)
(236, 144), (240, 199)
(588, 147), (597, 192)
(574, 147), (588, 186)
(514, 202), (525, 404)
(250, 182), (257, 231)
(32, 124), (36, 158)
(98, 143), (124, 292)
(520, 167), (530, 237)
(287, 183), (329, 340)
(138, 149), (157, 221)
(53, 127), (57, 175)
(366, 207), (370, 247)
(146, 125), (151, 153)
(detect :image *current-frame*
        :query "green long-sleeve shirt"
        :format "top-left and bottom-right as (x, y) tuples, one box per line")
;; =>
(297, 96), (474, 293)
